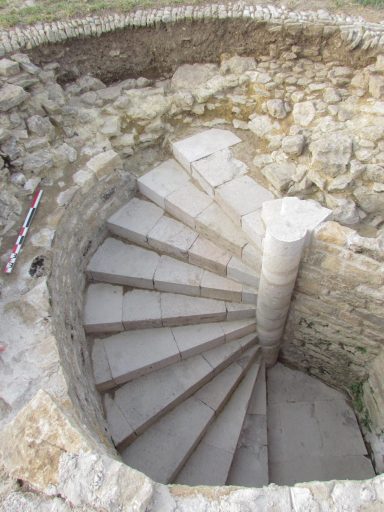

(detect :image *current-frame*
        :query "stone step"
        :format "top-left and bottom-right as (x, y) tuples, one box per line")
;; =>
(137, 159), (258, 261)
(175, 357), (261, 486)
(227, 363), (269, 487)
(104, 336), (259, 449)
(87, 238), (257, 303)
(84, 285), (256, 334)
(120, 344), (258, 484)
(92, 319), (257, 391)
(107, 197), (259, 287)
(171, 128), (242, 173)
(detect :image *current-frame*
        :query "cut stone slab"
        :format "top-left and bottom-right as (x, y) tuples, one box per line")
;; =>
(202, 332), (256, 372)
(172, 129), (241, 172)
(267, 363), (374, 485)
(122, 290), (162, 329)
(242, 286), (258, 304)
(172, 323), (225, 359)
(87, 238), (159, 288)
(121, 395), (214, 484)
(227, 363), (268, 487)
(137, 159), (190, 208)
(201, 270), (243, 302)
(176, 358), (259, 486)
(227, 257), (259, 288)
(107, 197), (164, 246)
(165, 182), (213, 229)
(191, 148), (248, 196)
(108, 353), (214, 446)
(215, 175), (274, 224)
(92, 340), (112, 392)
(86, 149), (122, 180)
(154, 255), (203, 296)
(195, 203), (248, 257)
(161, 293), (226, 327)
(83, 283), (123, 333)
(226, 302), (256, 321)
(121, 347), (251, 484)
(94, 328), (180, 389)
(220, 319), (257, 342)
(188, 235), (231, 276)
(103, 394), (134, 447)
(242, 243), (262, 274)
(148, 215), (198, 260)
(242, 210), (266, 250)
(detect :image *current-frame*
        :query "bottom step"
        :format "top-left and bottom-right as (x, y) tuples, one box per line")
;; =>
(121, 345), (259, 484)
(175, 358), (261, 486)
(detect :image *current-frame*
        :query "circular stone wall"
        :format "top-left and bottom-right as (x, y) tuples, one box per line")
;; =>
(0, 4), (384, 510)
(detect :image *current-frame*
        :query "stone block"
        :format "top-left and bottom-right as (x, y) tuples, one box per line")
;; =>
(103, 328), (180, 385)
(161, 293), (226, 327)
(83, 283), (123, 333)
(369, 75), (384, 99)
(172, 128), (241, 171)
(172, 322), (225, 358)
(137, 159), (190, 208)
(154, 255), (203, 296)
(220, 319), (257, 342)
(227, 256), (259, 287)
(191, 148), (247, 196)
(0, 58), (20, 76)
(86, 149), (122, 179)
(122, 290), (162, 329)
(165, 182), (213, 228)
(107, 197), (164, 246)
(201, 270), (243, 302)
(0, 84), (28, 111)
(188, 235), (231, 276)
(215, 175), (274, 224)
(226, 302), (256, 321)
(87, 238), (159, 288)
(195, 203), (248, 257)
(92, 340), (113, 390)
(242, 210), (266, 250)
(148, 215), (198, 260)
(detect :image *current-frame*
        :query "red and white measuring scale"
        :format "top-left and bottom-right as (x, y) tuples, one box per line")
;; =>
(3, 188), (43, 274)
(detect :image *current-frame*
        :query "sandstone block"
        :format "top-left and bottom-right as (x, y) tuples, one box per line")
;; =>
(87, 149), (122, 179)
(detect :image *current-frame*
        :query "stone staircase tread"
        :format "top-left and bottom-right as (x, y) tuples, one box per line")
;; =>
(226, 362), (269, 487)
(120, 344), (257, 484)
(85, 285), (257, 333)
(105, 338), (259, 449)
(137, 158), (190, 208)
(92, 319), (257, 390)
(175, 357), (260, 486)
(215, 175), (274, 226)
(171, 128), (241, 171)
(87, 238), (256, 303)
(108, 196), (259, 286)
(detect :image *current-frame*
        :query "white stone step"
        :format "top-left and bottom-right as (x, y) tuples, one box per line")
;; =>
(87, 238), (256, 303)
(215, 175), (274, 226)
(84, 286), (256, 333)
(93, 319), (257, 391)
(227, 363), (269, 487)
(137, 163), (249, 258)
(175, 357), (261, 486)
(120, 345), (257, 484)
(108, 197), (259, 287)
(171, 128), (241, 172)
(191, 148), (248, 197)
(104, 337), (259, 448)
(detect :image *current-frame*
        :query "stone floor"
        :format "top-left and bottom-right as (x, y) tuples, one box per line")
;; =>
(267, 363), (375, 485)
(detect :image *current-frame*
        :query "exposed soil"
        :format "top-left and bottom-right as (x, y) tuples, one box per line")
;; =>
(29, 18), (377, 85)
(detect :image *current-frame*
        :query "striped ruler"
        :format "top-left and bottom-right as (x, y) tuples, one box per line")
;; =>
(3, 188), (43, 274)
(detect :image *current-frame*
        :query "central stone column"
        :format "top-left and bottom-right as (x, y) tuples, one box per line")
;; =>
(256, 197), (332, 366)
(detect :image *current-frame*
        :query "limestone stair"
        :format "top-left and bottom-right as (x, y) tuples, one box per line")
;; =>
(84, 128), (277, 487)
(121, 345), (260, 484)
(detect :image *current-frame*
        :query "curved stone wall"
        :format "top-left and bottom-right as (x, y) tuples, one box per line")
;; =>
(0, 4), (384, 510)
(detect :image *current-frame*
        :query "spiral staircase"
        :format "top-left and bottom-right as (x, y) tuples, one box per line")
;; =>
(83, 129), (373, 486)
